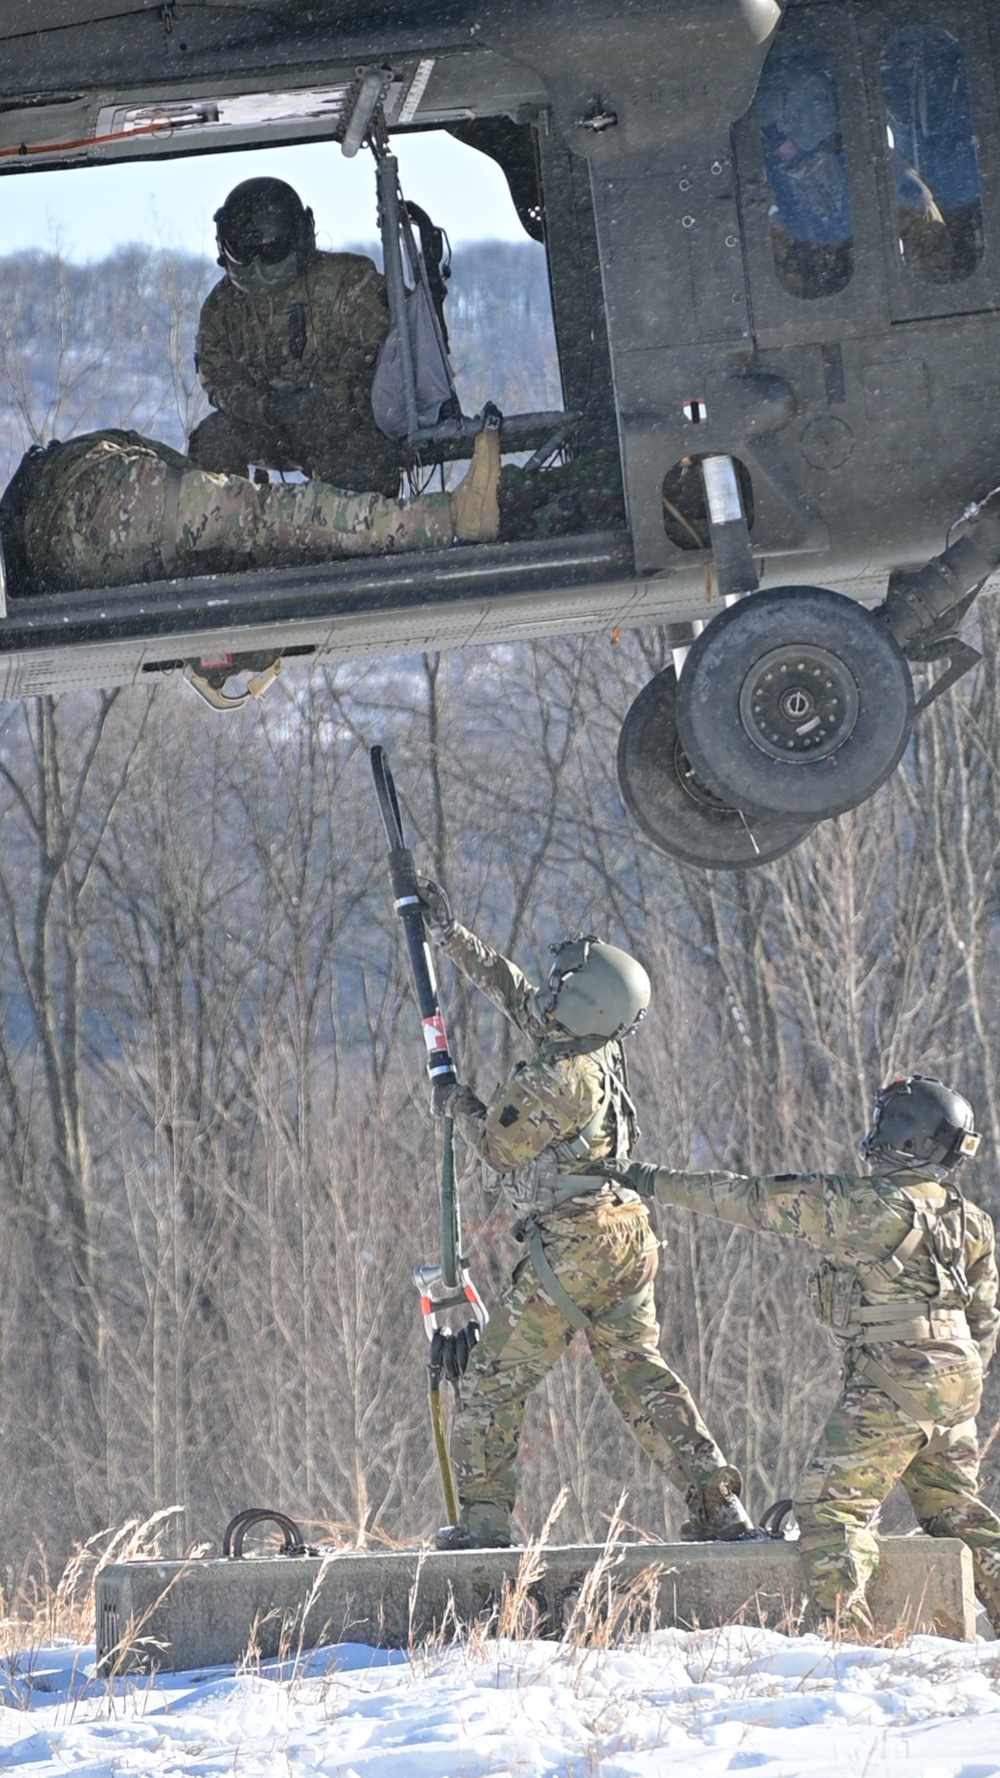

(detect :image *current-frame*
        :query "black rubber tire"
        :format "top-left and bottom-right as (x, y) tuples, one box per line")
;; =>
(674, 586), (914, 820)
(617, 666), (813, 870)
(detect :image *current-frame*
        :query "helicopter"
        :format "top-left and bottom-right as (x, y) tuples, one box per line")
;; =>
(1, 0), (999, 869)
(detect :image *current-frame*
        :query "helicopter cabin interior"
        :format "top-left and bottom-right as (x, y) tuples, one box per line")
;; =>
(0, 0), (998, 715)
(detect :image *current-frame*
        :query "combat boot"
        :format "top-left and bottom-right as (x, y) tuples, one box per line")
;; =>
(435, 1502), (512, 1551)
(449, 421), (501, 543)
(680, 1467), (763, 1542)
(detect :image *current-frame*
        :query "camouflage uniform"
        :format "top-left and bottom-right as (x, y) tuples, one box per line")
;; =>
(189, 252), (400, 495)
(626, 1159), (1000, 1630)
(0, 430), (453, 595)
(437, 922), (741, 1546)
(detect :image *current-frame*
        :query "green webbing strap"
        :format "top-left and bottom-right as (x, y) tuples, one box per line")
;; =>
(855, 1351), (937, 1443)
(524, 1220), (590, 1331)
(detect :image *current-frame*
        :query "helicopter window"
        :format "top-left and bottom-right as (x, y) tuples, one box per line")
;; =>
(879, 27), (983, 285)
(756, 40), (853, 301)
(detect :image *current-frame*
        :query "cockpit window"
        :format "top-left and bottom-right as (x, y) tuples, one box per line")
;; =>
(879, 27), (983, 284)
(757, 40), (853, 300)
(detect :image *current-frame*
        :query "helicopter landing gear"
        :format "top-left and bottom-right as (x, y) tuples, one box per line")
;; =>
(674, 585), (915, 822)
(617, 665), (813, 869)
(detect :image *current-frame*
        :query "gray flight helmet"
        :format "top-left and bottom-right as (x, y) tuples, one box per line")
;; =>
(859, 1073), (981, 1174)
(535, 934), (651, 1044)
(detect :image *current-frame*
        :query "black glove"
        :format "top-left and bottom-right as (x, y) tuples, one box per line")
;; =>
(430, 1078), (461, 1118)
(430, 1321), (481, 1386)
(603, 1161), (657, 1196)
(416, 876), (455, 942)
(626, 1161), (658, 1197)
(261, 386), (319, 429)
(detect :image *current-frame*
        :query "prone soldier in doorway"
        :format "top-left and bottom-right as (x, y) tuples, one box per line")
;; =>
(615, 1075), (1000, 1633)
(188, 178), (400, 496)
(417, 880), (758, 1551)
(0, 422), (500, 596)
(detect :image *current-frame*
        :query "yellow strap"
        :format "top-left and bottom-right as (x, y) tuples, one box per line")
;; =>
(429, 1383), (459, 1525)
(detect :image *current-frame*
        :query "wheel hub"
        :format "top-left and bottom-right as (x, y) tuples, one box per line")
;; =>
(674, 738), (734, 813)
(738, 644), (860, 763)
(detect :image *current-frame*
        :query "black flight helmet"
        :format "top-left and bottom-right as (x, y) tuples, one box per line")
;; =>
(859, 1074), (981, 1174)
(215, 178), (316, 294)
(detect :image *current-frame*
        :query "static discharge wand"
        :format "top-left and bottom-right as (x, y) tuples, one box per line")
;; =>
(369, 745), (487, 1524)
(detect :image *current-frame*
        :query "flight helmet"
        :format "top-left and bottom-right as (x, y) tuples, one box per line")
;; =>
(534, 934), (650, 1044)
(859, 1074), (981, 1174)
(215, 178), (316, 294)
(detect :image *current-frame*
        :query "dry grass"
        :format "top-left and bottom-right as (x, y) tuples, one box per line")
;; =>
(0, 1507), (190, 1655)
(0, 1500), (958, 1703)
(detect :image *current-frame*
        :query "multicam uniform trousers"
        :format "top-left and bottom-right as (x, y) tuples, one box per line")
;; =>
(450, 1191), (734, 1540)
(796, 1343), (1000, 1630)
(23, 434), (452, 591)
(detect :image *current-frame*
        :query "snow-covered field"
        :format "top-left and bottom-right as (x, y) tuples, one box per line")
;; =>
(2, 1626), (1000, 1777)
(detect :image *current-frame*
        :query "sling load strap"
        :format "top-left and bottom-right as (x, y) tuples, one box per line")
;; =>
(429, 1388), (459, 1526)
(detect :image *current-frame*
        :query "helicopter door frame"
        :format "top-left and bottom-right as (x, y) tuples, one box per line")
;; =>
(854, 0), (1000, 324)
(733, 0), (889, 352)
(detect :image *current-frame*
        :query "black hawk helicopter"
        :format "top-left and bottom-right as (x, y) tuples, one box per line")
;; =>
(1, 0), (999, 868)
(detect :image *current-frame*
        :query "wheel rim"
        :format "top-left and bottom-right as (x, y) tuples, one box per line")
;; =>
(738, 643), (860, 763)
(674, 586), (914, 820)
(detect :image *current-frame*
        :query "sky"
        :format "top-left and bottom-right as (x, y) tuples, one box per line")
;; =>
(0, 132), (527, 261)
(2, 1622), (1000, 1776)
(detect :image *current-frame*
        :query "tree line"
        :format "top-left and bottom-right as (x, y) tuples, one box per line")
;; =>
(0, 246), (997, 1587)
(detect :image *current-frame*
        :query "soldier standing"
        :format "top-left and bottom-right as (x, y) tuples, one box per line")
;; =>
(417, 881), (758, 1551)
(188, 178), (400, 495)
(617, 1075), (1000, 1632)
(0, 422), (500, 595)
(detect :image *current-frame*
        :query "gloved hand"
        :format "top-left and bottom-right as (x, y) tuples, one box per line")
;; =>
(602, 1161), (658, 1196)
(416, 876), (455, 942)
(625, 1161), (658, 1197)
(430, 1320), (481, 1385)
(261, 385), (319, 429)
(430, 1078), (461, 1118)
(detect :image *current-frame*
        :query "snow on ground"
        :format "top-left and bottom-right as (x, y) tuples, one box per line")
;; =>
(1, 1626), (999, 1777)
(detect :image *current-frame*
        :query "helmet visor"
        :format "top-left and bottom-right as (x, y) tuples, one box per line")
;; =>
(221, 222), (298, 267)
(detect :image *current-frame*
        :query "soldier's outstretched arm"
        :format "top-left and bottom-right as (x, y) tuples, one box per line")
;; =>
(625, 1163), (860, 1249)
(440, 923), (541, 1040)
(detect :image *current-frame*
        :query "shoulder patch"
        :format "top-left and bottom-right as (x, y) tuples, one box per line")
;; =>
(499, 1105), (520, 1128)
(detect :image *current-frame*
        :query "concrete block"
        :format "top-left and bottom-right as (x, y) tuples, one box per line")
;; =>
(95, 1534), (975, 1671)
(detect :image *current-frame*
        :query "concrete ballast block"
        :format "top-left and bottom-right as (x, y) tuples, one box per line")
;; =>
(95, 1534), (976, 1672)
